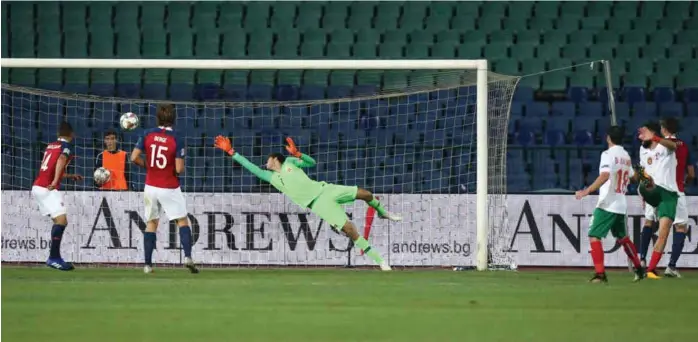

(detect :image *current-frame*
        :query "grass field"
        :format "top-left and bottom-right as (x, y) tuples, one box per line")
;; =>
(2, 267), (696, 342)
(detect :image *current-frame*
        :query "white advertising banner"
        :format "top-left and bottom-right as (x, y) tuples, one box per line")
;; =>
(1, 191), (696, 267)
(0, 191), (476, 266)
(505, 195), (698, 268)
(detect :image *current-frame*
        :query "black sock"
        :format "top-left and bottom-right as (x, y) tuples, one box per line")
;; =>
(640, 226), (653, 261)
(179, 226), (192, 258)
(669, 231), (686, 268)
(144, 232), (156, 266)
(49, 224), (66, 259)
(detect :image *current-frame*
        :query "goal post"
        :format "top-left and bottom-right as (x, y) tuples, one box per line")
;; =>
(1, 58), (518, 270)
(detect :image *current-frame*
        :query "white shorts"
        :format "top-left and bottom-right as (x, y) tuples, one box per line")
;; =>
(674, 192), (688, 225)
(31, 186), (66, 218)
(644, 203), (657, 222)
(144, 185), (188, 222)
(643, 192), (687, 225)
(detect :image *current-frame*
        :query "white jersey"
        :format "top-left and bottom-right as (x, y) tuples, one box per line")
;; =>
(639, 146), (653, 174)
(644, 143), (678, 193)
(596, 145), (634, 214)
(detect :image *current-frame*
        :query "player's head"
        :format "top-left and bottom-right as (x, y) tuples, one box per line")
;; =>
(641, 121), (661, 148)
(58, 121), (74, 140)
(266, 152), (286, 171)
(104, 130), (118, 151)
(156, 104), (176, 127)
(605, 126), (624, 146)
(660, 117), (679, 136)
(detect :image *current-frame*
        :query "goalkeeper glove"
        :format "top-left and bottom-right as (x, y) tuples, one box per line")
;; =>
(214, 135), (235, 156)
(285, 137), (302, 158)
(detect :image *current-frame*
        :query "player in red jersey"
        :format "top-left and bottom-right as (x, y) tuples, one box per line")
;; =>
(660, 117), (694, 278)
(31, 122), (83, 270)
(130, 104), (198, 274)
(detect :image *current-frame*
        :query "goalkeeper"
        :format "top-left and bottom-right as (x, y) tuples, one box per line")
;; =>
(214, 135), (401, 271)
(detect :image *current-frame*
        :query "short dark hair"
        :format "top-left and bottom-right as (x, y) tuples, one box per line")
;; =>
(156, 104), (176, 127)
(660, 117), (679, 134)
(104, 129), (117, 138)
(607, 126), (624, 145)
(268, 152), (286, 164)
(58, 122), (73, 137)
(642, 121), (661, 135)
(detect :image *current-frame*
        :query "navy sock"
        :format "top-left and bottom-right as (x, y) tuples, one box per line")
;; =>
(144, 232), (156, 266)
(640, 226), (653, 261)
(179, 226), (192, 258)
(49, 224), (66, 259)
(669, 232), (686, 268)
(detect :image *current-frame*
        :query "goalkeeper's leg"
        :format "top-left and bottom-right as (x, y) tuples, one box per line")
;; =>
(355, 188), (402, 222)
(341, 221), (391, 271)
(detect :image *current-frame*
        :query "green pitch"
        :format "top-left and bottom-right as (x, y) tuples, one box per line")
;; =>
(2, 267), (696, 342)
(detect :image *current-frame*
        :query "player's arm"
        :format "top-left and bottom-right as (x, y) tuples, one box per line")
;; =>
(287, 154), (317, 168)
(575, 153), (610, 199)
(214, 135), (272, 182)
(638, 127), (677, 151)
(130, 135), (146, 168)
(130, 148), (146, 168)
(284, 137), (316, 167)
(687, 150), (695, 183)
(175, 136), (185, 175)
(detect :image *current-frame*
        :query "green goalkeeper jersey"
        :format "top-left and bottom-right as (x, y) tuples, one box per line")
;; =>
(232, 153), (325, 208)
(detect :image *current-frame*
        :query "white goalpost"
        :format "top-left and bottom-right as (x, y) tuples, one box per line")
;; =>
(1, 58), (519, 270)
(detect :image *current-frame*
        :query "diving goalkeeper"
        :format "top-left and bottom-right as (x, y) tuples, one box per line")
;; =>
(214, 135), (401, 271)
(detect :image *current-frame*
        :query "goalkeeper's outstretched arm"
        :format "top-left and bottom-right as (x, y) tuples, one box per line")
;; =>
(287, 154), (316, 168)
(214, 135), (272, 182)
(231, 153), (273, 183)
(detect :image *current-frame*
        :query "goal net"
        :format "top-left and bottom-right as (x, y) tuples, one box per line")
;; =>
(1, 59), (519, 269)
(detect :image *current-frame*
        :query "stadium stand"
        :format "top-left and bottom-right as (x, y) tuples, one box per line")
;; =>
(2, 1), (697, 194)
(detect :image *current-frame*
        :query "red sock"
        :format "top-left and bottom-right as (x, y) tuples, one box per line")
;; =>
(618, 237), (641, 268)
(590, 240), (605, 274)
(648, 250), (662, 272)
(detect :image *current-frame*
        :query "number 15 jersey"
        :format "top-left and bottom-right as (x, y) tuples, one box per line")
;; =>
(597, 145), (634, 214)
(136, 127), (185, 189)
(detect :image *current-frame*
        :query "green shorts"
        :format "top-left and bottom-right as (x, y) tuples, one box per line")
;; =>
(639, 184), (678, 221)
(588, 208), (627, 239)
(309, 184), (358, 230)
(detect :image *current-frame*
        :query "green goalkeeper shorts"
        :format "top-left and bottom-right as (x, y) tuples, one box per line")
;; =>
(639, 183), (678, 221)
(309, 184), (358, 230)
(588, 208), (627, 239)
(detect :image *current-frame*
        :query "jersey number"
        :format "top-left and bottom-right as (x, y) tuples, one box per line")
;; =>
(40, 152), (52, 171)
(615, 170), (630, 193)
(149, 144), (169, 169)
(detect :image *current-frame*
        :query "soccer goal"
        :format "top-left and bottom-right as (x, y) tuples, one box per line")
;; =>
(1, 58), (519, 270)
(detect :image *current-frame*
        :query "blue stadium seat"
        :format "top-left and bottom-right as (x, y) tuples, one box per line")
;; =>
(623, 87), (646, 104)
(326, 85), (352, 99)
(513, 87), (534, 102)
(573, 130), (594, 146)
(633, 102), (657, 118)
(658, 102), (683, 117)
(142, 84), (167, 100)
(544, 129), (565, 145)
(578, 101), (603, 117)
(275, 85), (299, 101)
(572, 117), (596, 136)
(687, 103), (698, 117)
(300, 85), (325, 100)
(568, 86), (588, 103)
(196, 84), (222, 100)
(247, 85), (273, 101)
(116, 84), (141, 98)
(551, 101), (575, 116)
(525, 102), (549, 117)
(222, 85), (248, 101)
(514, 130), (535, 146)
(653, 88), (675, 103)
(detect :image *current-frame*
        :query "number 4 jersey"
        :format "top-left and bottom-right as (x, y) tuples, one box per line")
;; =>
(136, 127), (185, 189)
(596, 145), (635, 214)
(33, 138), (74, 189)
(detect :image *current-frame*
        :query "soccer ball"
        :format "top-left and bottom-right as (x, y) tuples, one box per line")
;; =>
(94, 167), (111, 185)
(120, 112), (139, 131)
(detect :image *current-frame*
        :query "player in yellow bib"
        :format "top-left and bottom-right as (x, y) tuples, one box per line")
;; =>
(214, 135), (401, 271)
